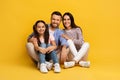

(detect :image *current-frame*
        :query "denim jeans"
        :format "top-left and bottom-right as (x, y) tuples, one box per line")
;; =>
(38, 43), (58, 64)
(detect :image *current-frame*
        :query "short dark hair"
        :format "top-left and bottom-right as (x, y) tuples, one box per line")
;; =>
(51, 11), (62, 18)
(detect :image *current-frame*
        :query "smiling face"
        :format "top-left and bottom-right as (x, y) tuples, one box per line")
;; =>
(51, 14), (62, 28)
(63, 15), (71, 29)
(36, 22), (46, 35)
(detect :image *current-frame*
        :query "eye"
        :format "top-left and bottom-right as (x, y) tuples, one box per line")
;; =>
(67, 19), (70, 20)
(37, 26), (41, 28)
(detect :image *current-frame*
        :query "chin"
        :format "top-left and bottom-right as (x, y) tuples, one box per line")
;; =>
(53, 25), (58, 28)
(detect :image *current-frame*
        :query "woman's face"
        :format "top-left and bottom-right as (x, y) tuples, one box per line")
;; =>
(36, 22), (46, 35)
(63, 15), (71, 29)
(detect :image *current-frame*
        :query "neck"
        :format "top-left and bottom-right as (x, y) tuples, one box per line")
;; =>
(39, 34), (44, 37)
(66, 26), (72, 30)
(50, 26), (56, 31)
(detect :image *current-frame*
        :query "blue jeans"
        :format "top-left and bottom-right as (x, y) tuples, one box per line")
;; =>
(38, 43), (58, 64)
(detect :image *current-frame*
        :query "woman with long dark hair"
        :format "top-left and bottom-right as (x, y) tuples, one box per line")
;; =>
(62, 12), (90, 68)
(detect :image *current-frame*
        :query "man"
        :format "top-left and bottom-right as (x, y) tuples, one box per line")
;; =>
(26, 11), (69, 68)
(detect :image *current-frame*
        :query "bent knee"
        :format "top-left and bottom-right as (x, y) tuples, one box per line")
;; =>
(67, 39), (72, 43)
(26, 42), (34, 48)
(83, 42), (90, 48)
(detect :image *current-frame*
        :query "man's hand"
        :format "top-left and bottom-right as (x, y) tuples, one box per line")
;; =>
(29, 36), (37, 43)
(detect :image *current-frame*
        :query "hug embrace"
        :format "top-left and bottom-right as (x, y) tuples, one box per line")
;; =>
(26, 11), (90, 73)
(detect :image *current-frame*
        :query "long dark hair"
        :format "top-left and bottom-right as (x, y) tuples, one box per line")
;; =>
(33, 20), (49, 45)
(62, 12), (82, 32)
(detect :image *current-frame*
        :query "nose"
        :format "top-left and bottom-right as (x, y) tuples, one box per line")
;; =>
(54, 20), (57, 23)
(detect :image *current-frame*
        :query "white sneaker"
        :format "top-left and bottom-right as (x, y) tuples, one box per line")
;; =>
(45, 61), (53, 71)
(40, 63), (48, 73)
(54, 63), (61, 73)
(79, 61), (90, 68)
(64, 61), (75, 68)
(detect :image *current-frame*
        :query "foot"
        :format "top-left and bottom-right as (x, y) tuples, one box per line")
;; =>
(64, 61), (75, 68)
(79, 61), (90, 68)
(54, 63), (61, 73)
(40, 63), (48, 73)
(45, 61), (53, 71)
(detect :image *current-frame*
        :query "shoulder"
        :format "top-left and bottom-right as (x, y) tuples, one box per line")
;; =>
(72, 28), (82, 34)
(55, 29), (64, 34)
(71, 28), (80, 31)
(75, 27), (82, 32)
(56, 28), (62, 31)
(75, 27), (81, 30)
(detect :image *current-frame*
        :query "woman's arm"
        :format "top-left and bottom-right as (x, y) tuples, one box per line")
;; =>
(61, 34), (71, 40)
(73, 28), (84, 46)
(46, 40), (57, 53)
(32, 37), (47, 54)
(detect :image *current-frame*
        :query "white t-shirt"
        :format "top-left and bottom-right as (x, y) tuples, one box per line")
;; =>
(39, 34), (55, 44)
(49, 29), (55, 36)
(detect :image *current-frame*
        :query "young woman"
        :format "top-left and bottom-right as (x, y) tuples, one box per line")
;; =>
(32, 20), (61, 73)
(62, 12), (90, 68)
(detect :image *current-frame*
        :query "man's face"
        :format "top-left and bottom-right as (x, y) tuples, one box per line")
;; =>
(51, 14), (61, 28)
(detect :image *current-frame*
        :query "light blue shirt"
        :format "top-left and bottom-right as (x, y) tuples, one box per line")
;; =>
(53, 28), (68, 47)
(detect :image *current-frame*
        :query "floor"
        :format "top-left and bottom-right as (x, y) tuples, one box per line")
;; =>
(0, 54), (120, 80)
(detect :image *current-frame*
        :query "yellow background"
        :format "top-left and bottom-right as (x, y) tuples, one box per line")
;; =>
(0, 0), (120, 80)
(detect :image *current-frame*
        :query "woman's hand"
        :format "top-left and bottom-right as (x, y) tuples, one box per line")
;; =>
(46, 47), (55, 53)
(46, 40), (57, 54)
(38, 47), (47, 54)
(61, 34), (70, 40)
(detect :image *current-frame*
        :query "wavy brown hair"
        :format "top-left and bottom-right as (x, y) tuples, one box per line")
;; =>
(33, 20), (49, 45)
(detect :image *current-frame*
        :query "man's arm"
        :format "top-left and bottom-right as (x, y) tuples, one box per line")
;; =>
(59, 30), (69, 47)
(27, 32), (35, 42)
(59, 30), (69, 63)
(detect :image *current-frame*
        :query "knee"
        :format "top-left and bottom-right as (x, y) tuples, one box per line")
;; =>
(83, 42), (90, 48)
(26, 42), (34, 49)
(67, 39), (73, 44)
(26, 42), (35, 54)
